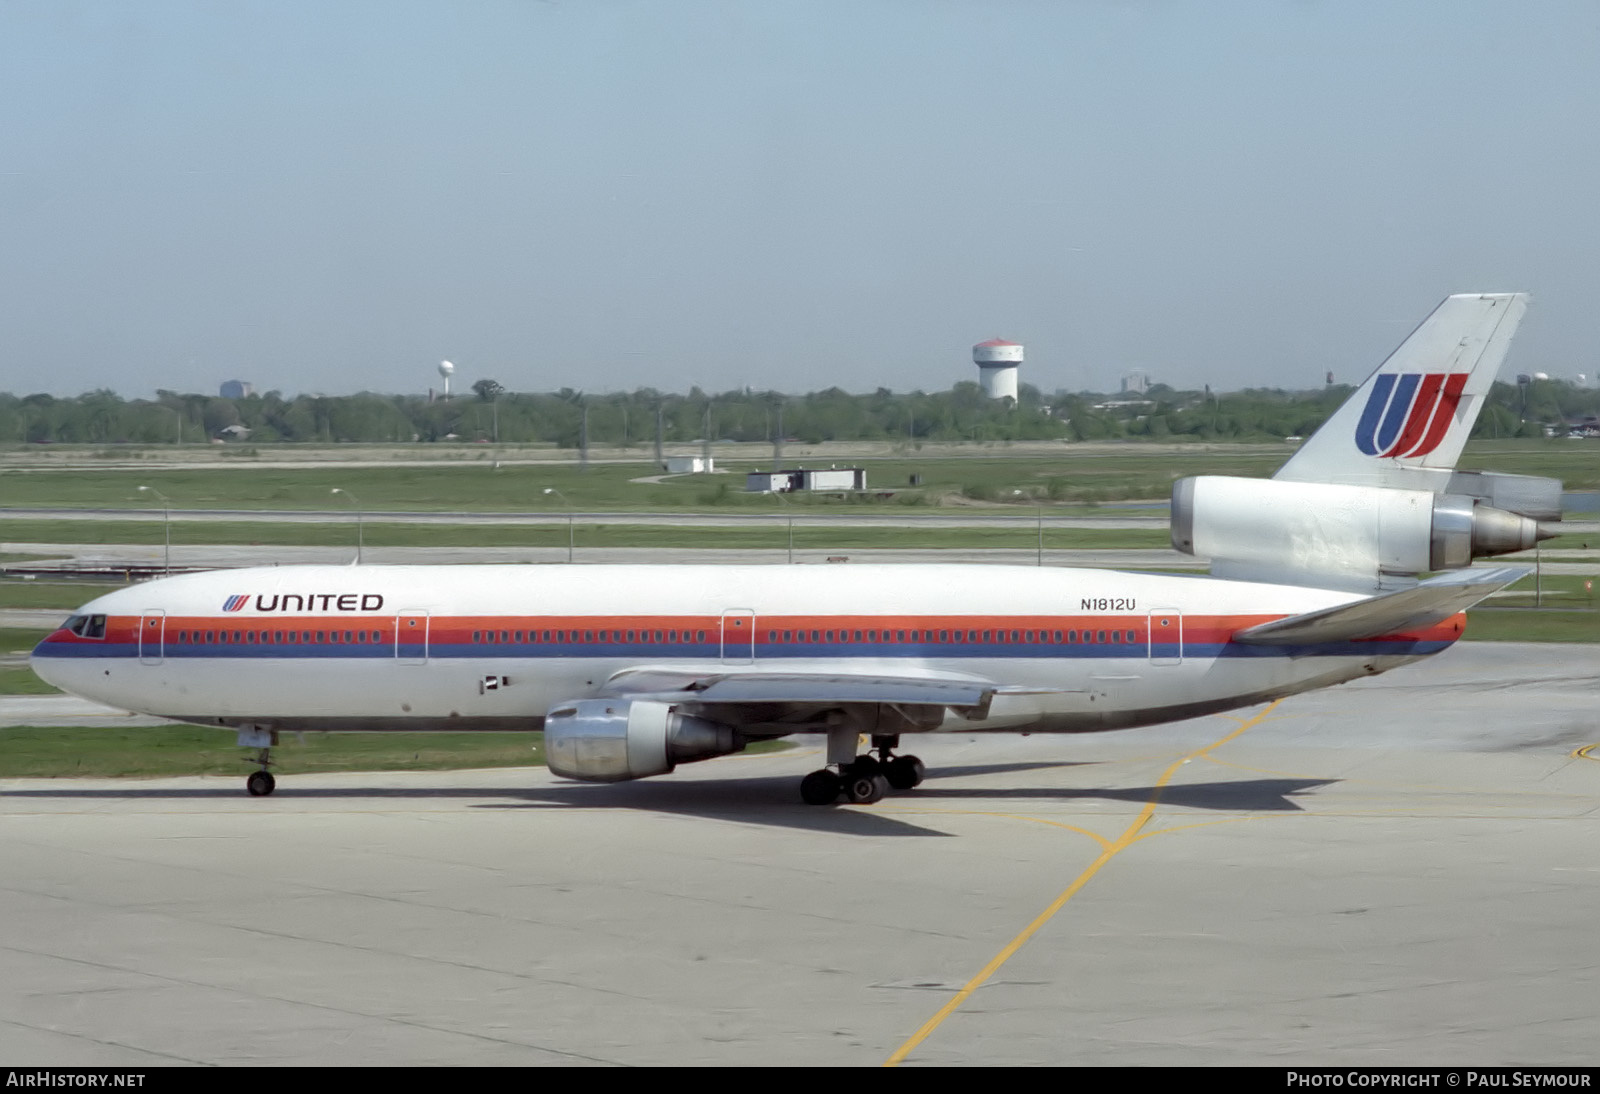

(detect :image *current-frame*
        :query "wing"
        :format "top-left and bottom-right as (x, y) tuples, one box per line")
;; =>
(598, 665), (1000, 731)
(1233, 565), (1528, 645)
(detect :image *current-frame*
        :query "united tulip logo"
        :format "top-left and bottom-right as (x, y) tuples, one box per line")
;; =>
(222, 595), (250, 612)
(1354, 372), (1469, 458)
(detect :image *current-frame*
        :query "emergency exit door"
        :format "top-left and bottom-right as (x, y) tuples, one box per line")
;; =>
(720, 610), (755, 663)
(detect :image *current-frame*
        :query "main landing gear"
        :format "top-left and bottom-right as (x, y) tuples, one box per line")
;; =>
(800, 733), (926, 806)
(238, 727), (277, 796)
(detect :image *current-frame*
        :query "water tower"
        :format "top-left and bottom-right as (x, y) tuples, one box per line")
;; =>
(973, 338), (1023, 400)
(438, 360), (455, 400)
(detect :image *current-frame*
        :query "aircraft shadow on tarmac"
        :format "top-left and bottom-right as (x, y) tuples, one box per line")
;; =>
(2, 763), (1337, 836)
(910, 777), (1338, 812)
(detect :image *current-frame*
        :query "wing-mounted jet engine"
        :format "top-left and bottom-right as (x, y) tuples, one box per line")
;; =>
(1171, 293), (1561, 592)
(544, 699), (745, 782)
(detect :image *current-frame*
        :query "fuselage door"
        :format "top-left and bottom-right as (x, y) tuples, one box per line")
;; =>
(720, 609), (755, 664)
(1147, 609), (1183, 666)
(139, 610), (165, 666)
(396, 611), (429, 664)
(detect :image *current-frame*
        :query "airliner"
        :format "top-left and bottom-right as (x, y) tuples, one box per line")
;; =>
(31, 294), (1559, 804)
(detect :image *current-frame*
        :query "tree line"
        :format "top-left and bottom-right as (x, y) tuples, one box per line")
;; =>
(2, 379), (1596, 447)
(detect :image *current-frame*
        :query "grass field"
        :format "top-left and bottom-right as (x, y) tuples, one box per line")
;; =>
(0, 517), (1171, 552)
(0, 447), (1275, 512)
(0, 666), (57, 694)
(1461, 609), (1600, 642)
(0, 726), (547, 778)
(0, 726), (794, 779)
(3, 438), (1593, 513)
(0, 581), (125, 609)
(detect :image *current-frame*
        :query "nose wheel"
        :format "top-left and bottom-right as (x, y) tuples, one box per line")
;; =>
(798, 735), (924, 806)
(238, 728), (278, 796)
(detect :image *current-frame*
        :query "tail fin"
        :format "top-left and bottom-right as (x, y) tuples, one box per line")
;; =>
(1274, 293), (1528, 491)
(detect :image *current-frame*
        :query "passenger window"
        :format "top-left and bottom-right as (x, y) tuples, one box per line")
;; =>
(697, 630), (706, 642)
(1097, 630), (1107, 643)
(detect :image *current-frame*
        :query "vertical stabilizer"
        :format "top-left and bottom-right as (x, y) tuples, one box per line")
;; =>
(1274, 293), (1528, 491)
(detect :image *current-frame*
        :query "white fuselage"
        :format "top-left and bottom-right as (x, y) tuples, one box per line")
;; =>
(31, 563), (1458, 738)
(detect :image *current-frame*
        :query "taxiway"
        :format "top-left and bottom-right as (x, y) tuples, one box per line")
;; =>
(1, 642), (1597, 1065)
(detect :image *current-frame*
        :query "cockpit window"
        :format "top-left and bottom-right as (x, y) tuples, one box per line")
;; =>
(62, 614), (107, 639)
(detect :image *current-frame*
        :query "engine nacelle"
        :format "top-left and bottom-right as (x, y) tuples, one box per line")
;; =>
(1171, 476), (1550, 590)
(544, 699), (744, 783)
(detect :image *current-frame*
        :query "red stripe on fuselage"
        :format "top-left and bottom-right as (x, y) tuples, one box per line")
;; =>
(40, 611), (1470, 651)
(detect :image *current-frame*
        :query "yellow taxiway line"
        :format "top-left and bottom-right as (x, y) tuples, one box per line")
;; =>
(883, 699), (1283, 1067)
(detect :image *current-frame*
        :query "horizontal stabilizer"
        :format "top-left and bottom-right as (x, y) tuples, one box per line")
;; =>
(1233, 566), (1527, 645)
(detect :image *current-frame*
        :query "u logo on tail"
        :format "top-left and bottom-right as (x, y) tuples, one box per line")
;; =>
(1353, 372), (1471, 458)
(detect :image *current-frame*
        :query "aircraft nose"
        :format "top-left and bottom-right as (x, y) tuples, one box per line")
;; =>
(30, 631), (64, 686)
(28, 619), (80, 691)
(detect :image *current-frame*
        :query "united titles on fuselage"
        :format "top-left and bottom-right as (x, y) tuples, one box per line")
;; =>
(246, 593), (386, 613)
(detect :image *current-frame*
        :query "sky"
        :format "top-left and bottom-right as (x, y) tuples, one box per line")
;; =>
(3, 0), (1599, 398)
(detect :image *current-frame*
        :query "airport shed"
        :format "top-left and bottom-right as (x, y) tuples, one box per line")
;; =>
(662, 456), (714, 473)
(745, 468), (868, 494)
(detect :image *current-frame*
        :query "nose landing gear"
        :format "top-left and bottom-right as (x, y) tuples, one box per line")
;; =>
(237, 726), (278, 796)
(799, 733), (925, 806)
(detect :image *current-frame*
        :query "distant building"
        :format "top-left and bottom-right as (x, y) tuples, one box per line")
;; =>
(220, 380), (253, 400)
(1120, 371), (1149, 395)
(662, 456), (714, 474)
(746, 468), (867, 493)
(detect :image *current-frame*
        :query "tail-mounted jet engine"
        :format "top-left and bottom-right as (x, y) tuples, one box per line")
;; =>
(544, 699), (745, 782)
(1171, 476), (1556, 590)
